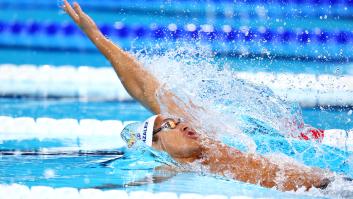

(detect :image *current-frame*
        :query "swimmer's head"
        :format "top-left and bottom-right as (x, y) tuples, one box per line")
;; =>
(121, 114), (202, 160)
(121, 115), (158, 148)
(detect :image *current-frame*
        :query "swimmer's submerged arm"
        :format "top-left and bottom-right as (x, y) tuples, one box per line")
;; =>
(202, 141), (330, 191)
(62, 0), (161, 113)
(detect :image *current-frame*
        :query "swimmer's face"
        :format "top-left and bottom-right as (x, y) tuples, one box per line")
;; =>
(152, 115), (202, 160)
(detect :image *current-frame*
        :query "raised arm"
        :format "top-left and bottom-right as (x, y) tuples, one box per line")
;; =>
(62, 0), (161, 113)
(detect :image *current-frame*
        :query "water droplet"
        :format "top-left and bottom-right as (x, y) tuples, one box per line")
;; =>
(44, 169), (55, 179)
(84, 177), (90, 184)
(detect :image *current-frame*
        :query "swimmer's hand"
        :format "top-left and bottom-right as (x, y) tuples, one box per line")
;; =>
(62, 0), (98, 35)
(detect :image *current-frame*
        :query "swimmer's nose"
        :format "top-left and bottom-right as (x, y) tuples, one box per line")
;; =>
(179, 124), (190, 132)
(180, 124), (198, 139)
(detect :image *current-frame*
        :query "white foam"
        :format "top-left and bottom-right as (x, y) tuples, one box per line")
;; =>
(322, 129), (353, 151)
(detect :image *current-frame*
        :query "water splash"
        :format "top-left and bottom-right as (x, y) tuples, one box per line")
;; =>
(135, 43), (352, 174)
(137, 44), (305, 149)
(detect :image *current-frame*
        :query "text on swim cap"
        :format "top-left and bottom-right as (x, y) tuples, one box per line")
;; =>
(142, 121), (148, 143)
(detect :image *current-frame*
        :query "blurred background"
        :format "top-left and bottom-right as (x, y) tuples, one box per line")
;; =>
(0, 0), (353, 129)
(1, 0), (353, 72)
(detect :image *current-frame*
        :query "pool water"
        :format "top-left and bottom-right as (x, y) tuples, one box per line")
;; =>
(0, 98), (352, 130)
(1, 0), (353, 198)
(0, 98), (352, 198)
(0, 154), (317, 198)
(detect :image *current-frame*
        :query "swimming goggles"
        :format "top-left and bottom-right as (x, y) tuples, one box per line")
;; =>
(153, 118), (182, 135)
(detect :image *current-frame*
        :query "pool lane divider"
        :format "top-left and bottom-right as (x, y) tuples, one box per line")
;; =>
(0, 116), (130, 150)
(0, 184), (250, 199)
(0, 116), (351, 152)
(0, 64), (132, 101)
(1, 64), (353, 107)
(1, 20), (352, 45)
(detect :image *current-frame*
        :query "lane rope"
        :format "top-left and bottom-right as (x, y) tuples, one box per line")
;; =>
(1, 64), (353, 106)
(0, 184), (252, 199)
(1, 20), (352, 45)
(0, 116), (351, 151)
(0, 115), (130, 150)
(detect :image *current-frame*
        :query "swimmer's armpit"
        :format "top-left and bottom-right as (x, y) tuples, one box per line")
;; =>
(316, 178), (331, 190)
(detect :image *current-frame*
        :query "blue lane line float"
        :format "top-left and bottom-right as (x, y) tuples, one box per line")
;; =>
(3, 0), (353, 6)
(1, 20), (352, 44)
(27, 21), (41, 35)
(62, 22), (77, 35)
(10, 21), (24, 34)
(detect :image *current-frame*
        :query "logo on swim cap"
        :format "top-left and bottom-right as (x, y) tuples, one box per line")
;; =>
(127, 129), (139, 147)
(120, 115), (158, 147)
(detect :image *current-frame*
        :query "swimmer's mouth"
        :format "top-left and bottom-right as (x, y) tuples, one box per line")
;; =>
(185, 131), (198, 139)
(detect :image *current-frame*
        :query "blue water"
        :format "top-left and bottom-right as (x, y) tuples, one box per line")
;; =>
(0, 155), (316, 198)
(0, 98), (151, 121)
(0, 97), (352, 197)
(0, 98), (352, 130)
(1, 0), (353, 198)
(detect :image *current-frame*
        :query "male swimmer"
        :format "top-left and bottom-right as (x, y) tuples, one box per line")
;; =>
(63, 0), (334, 191)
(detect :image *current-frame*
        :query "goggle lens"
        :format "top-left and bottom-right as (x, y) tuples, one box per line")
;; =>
(153, 118), (182, 135)
(165, 120), (177, 129)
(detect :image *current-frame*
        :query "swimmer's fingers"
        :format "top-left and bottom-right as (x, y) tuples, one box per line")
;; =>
(73, 2), (99, 32)
(73, 2), (85, 18)
(64, 1), (98, 33)
(63, 0), (79, 24)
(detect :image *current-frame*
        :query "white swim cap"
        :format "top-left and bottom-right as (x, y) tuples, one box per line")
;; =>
(120, 115), (159, 147)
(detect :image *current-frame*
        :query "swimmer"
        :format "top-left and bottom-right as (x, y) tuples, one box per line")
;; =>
(63, 0), (335, 191)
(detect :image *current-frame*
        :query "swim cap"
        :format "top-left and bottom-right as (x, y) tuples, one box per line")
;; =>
(120, 115), (158, 147)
